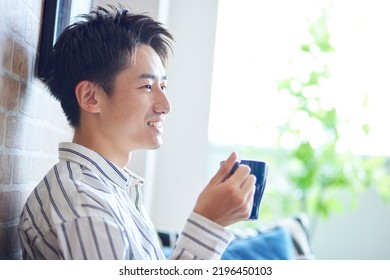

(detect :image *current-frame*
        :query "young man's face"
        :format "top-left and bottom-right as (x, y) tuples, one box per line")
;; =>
(98, 45), (171, 155)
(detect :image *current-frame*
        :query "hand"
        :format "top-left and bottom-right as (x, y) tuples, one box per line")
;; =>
(193, 152), (256, 227)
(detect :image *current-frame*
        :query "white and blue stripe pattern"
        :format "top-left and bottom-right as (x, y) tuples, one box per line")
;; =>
(18, 142), (233, 260)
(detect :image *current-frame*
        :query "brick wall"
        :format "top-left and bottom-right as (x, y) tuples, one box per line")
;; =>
(0, 0), (72, 259)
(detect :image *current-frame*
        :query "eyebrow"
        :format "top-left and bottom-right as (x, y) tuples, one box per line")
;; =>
(139, 73), (168, 80)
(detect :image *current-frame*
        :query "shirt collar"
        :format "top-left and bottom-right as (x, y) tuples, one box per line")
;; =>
(58, 142), (144, 190)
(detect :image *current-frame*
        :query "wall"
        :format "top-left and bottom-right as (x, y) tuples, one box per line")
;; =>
(149, 0), (220, 231)
(311, 188), (390, 259)
(0, 0), (72, 259)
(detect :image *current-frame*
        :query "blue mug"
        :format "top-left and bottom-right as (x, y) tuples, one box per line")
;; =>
(228, 160), (268, 220)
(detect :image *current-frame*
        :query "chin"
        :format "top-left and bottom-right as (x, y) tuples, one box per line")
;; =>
(149, 145), (161, 150)
(147, 142), (162, 150)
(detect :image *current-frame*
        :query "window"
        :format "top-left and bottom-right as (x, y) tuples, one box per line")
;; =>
(208, 0), (390, 220)
(209, 0), (390, 156)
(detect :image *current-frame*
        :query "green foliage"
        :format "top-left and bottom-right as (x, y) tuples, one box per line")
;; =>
(241, 4), (390, 223)
(224, 3), (390, 230)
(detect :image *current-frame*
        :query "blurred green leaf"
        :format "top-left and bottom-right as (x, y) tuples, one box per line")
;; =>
(362, 124), (370, 135)
(245, 3), (390, 224)
(300, 44), (311, 52)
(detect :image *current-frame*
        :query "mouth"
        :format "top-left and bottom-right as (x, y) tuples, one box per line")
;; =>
(147, 121), (162, 129)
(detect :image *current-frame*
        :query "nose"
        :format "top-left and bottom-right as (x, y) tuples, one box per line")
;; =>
(154, 88), (171, 115)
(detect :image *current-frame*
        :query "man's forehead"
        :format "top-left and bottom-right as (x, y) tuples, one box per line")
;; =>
(126, 46), (167, 78)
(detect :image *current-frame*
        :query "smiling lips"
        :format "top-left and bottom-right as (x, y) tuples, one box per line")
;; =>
(147, 121), (162, 128)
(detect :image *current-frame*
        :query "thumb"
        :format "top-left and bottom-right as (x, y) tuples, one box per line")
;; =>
(209, 152), (238, 185)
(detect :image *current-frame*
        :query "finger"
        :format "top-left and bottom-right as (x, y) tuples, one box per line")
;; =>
(241, 174), (257, 196)
(225, 164), (251, 186)
(209, 152), (238, 185)
(239, 175), (256, 219)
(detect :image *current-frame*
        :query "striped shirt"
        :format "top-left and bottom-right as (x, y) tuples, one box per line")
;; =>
(18, 142), (233, 260)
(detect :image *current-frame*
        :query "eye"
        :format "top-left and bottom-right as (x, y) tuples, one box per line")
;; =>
(161, 85), (167, 91)
(145, 85), (152, 90)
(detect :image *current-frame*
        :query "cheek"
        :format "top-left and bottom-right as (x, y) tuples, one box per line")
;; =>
(106, 93), (150, 124)
(117, 103), (146, 125)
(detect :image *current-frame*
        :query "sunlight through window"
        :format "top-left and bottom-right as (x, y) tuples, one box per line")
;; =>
(209, 0), (390, 156)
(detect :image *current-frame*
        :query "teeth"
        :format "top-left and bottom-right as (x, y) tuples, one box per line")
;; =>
(148, 121), (162, 128)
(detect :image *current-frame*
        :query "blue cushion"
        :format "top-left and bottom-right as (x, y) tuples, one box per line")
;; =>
(162, 246), (173, 258)
(161, 226), (295, 260)
(221, 227), (295, 260)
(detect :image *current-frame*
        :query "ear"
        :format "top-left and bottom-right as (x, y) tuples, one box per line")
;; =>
(74, 80), (101, 113)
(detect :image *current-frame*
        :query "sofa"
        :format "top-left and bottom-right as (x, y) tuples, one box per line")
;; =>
(158, 213), (315, 260)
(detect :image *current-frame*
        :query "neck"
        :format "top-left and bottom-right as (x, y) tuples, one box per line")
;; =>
(72, 126), (131, 169)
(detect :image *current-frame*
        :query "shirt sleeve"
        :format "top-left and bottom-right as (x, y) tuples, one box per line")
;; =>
(169, 211), (234, 260)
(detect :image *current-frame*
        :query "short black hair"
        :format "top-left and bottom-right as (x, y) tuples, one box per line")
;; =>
(43, 5), (174, 127)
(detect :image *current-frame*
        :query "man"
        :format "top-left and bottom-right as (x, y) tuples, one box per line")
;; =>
(18, 5), (255, 260)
